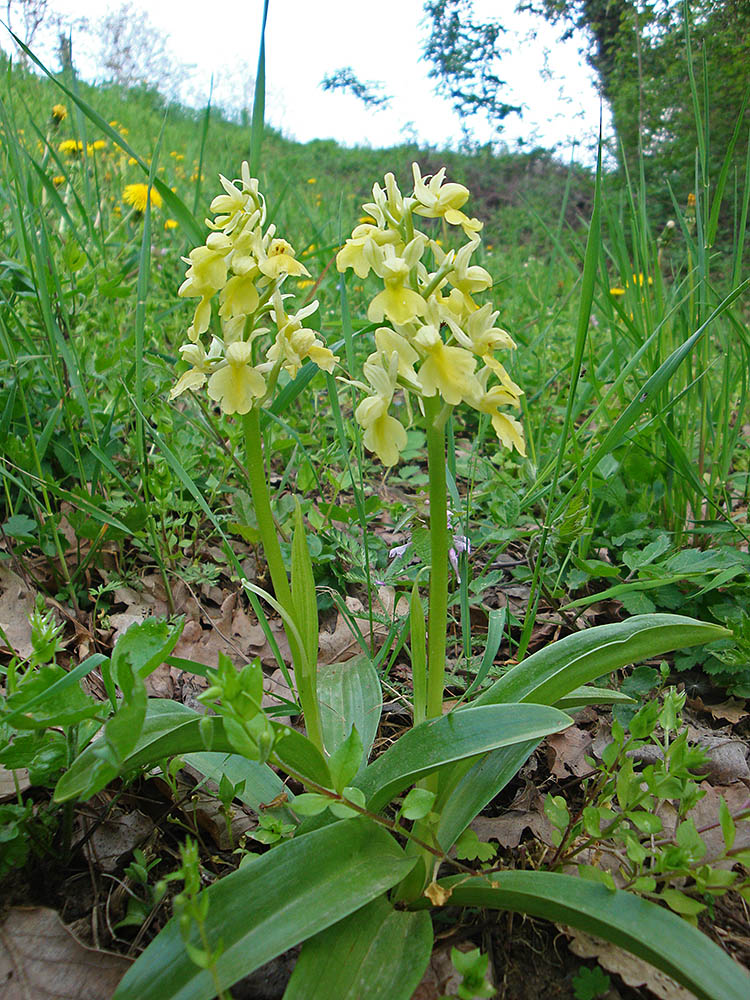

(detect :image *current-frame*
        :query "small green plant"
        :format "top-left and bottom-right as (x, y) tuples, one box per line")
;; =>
(447, 946), (495, 999)
(545, 686), (750, 918)
(572, 965), (611, 1000)
(115, 848), (164, 930)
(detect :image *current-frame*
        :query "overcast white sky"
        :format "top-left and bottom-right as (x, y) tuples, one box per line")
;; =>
(6, 0), (610, 164)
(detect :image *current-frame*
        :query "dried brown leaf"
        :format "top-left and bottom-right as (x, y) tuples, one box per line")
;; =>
(0, 906), (130, 999)
(0, 566), (36, 658)
(547, 726), (595, 779)
(82, 809), (152, 873)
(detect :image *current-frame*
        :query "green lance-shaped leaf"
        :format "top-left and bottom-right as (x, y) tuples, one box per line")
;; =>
(413, 872), (750, 1000)
(328, 725), (364, 794)
(114, 820), (417, 1000)
(554, 685), (636, 710)
(434, 741), (538, 852)
(55, 701), (331, 803)
(355, 704), (571, 814)
(94, 663), (147, 770)
(283, 895), (433, 1000)
(317, 653), (382, 765)
(475, 615), (728, 709)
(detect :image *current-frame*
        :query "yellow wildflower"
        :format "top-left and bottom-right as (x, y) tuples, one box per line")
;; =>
(412, 163), (482, 236)
(490, 412), (526, 456)
(207, 342), (266, 415)
(164, 218), (179, 230)
(259, 238), (310, 280)
(414, 325), (481, 406)
(368, 239), (427, 325)
(219, 273), (260, 320)
(339, 163), (524, 465)
(266, 296), (337, 378)
(170, 343), (216, 399)
(58, 139), (83, 157)
(52, 175), (66, 188)
(355, 353), (407, 466)
(336, 224), (400, 280)
(123, 183), (163, 213)
(51, 104), (67, 124)
(173, 161), (337, 417)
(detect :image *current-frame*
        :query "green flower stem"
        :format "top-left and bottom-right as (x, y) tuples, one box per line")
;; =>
(424, 395), (450, 721)
(243, 409), (324, 753)
(243, 408), (293, 613)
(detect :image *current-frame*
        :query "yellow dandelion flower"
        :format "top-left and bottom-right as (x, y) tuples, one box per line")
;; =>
(52, 175), (66, 187)
(123, 183), (163, 213)
(164, 218), (178, 230)
(609, 286), (626, 296)
(687, 193), (696, 207)
(128, 156), (138, 166)
(58, 139), (83, 157)
(51, 104), (67, 124)
(307, 177), (317, 184)
(91, 139), (107, 152)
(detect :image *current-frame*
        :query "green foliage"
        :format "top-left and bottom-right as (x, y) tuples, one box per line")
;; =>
(546, 684), (750, 919)
(572, 965), (611, 1000)
(449, 946), (496, 999)
(422, 0), (520, 130)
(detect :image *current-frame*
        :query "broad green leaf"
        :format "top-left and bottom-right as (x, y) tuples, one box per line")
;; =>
(329, 786), (366, 818)
(401, 787), (436, 821)
(659, 888), (706, 917)
(292, 793), (331, 816)
(184, 752), (292, 811)
(283, 895), (432, 1000)
(328, 725), (363, 793)
(419, 872), (749, 1000)
(1, 653), (106, 728)
(56, 701), (331, 803)
(317, 653), (382, 764)
(114, 820), (416, 1000)
(94, 666), (147, 769)
(55, 700), (197, 802)
(554, 685), (635, 710)
(356, 705), (570, 814)
(3, 665), (101, 730)
(475, 615), (727, 709)
(434, 741), (537, 851)
(111, 618), (184, 685)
